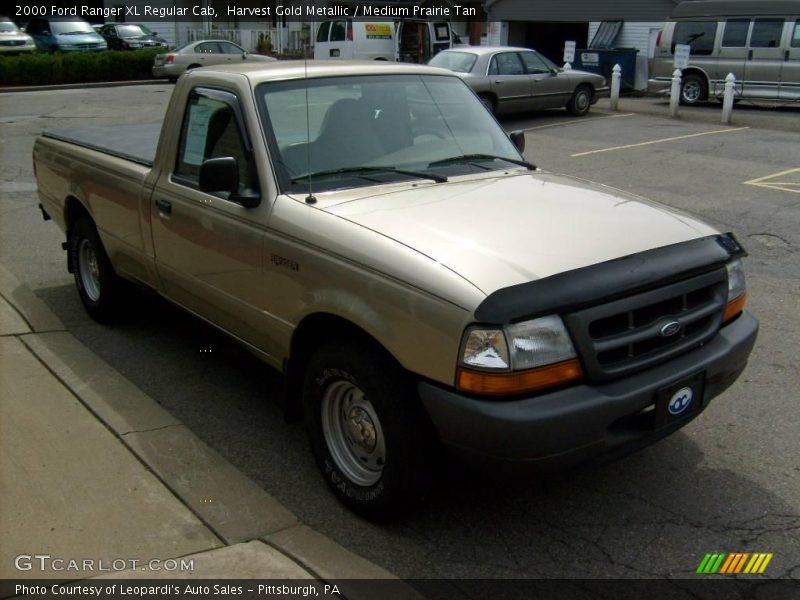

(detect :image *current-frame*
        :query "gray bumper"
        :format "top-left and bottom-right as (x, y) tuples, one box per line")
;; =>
(647, 78), (672, 96)
(419, 312), (758, 470)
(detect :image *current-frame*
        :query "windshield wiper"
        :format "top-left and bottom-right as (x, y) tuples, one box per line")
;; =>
(428, 154), (536, 170)
(291, 165), (447, 184)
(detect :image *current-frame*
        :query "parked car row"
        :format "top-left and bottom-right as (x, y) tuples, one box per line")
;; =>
(0, 16), (168, 54)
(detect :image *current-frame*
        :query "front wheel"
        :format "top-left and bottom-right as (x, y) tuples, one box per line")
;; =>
(567, 85), (593, 116)
(302, 342), (435, 519)
(69, 216), (127, 323)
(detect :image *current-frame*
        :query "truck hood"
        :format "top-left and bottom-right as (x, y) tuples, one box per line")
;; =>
(322, 172), (718, 295)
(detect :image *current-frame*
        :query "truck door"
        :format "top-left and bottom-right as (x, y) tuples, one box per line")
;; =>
(150, 87), (270, 350)
(326, 20), (354, 59)
(430, 22), (452, 58)
(780, 19), (800, 100)
(745, 18), (786, 98)
(716, 19), (749, 98)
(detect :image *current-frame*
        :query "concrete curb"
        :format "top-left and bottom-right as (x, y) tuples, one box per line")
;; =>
(0, 263), (406, 584)
(0, 79), (169, 93)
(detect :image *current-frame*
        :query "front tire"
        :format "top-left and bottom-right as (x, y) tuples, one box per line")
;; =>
(69, 217), (127, 323)
(302, 341), (435, 519)
(567, 84), (592, 116)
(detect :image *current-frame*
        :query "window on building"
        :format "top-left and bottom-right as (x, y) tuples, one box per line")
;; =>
(672, 21), (717, 55)
(750, 19), (784, 48)
(722, 19), (750, 47)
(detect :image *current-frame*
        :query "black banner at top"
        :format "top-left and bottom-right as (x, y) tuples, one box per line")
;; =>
(5, 1), (485, 24)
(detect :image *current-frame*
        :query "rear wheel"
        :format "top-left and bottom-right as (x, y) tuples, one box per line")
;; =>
(680, 73), (708, 105)
(69, 216), (127, 323)
(567, 84), (593, 116)
(302, 341), (435, 519)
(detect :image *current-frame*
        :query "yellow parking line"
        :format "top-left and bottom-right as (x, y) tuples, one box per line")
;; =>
(523, 113), (635, 131)
(744, 167), (800, 194)
(571, 126), (750, 157)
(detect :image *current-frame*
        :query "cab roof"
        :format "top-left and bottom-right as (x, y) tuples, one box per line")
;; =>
(199, 60), (454, 84)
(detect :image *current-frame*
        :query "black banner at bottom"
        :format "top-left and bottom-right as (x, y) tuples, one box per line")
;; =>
(2, 579), (800, 600)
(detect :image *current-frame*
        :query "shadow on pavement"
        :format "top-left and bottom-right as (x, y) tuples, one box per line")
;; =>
(35, 283), (800, 579)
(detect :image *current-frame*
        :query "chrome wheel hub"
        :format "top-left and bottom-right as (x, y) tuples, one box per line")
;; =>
(78, 239), (101, 302)
(321, 380), (386, 486)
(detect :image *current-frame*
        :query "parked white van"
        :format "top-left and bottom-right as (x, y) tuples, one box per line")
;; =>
(649, 0), (800, 104)
(314, 20), (395, 61)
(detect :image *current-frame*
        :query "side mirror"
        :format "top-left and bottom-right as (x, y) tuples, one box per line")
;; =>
(241, 51), (248, 59)
(199, 157), (260, 208)
(509, 130), (525, 153)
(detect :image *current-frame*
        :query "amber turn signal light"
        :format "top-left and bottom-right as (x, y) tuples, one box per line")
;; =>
(723, 292), (747, 324)
(456, 359), (583, 396)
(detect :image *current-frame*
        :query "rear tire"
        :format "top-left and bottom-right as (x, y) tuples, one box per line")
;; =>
(69, 216), (127, 323)
(680, 73), (708, 105)
(567, 84), (593, 116)
(302, 341), (435, 519)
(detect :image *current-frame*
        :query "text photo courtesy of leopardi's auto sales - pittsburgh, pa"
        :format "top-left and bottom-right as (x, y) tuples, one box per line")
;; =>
(1, 1), (799, 599)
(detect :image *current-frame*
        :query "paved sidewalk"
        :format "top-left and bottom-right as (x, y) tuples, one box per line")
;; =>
(0, 266), (413, 596)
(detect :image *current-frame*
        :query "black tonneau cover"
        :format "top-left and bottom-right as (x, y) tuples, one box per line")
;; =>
(42, 122), (161, 167)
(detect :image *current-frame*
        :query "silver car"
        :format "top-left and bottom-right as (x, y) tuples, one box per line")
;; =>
(152, 40), (275, 82)
(0, 17), (36, 54)
(429, 46), (609, 116)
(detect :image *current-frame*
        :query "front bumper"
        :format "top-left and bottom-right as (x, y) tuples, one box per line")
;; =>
(593, 86), (610, 103)
(419, 311), (757, 471)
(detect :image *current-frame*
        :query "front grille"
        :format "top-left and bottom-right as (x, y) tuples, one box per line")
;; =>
(0, 40), (26, 46)
(564, 269), (727, 381)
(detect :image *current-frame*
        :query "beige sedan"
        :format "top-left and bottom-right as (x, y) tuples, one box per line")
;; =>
(153, 40), (275, 82)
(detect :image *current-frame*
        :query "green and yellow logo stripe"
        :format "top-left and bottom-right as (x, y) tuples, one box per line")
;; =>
(697, 552), (773, 574)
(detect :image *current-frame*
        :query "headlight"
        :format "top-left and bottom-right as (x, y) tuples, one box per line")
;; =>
(506, 315), (577, 370)
(460, 327), (509, 370)
(457, 316), (582, 396)
(723, 259), (747, 322)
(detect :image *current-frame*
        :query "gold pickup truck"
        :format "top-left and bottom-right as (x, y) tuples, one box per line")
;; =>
(34, 61), (758, 519)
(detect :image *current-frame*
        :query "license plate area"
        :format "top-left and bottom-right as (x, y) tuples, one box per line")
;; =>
(655, 371), (705, 429)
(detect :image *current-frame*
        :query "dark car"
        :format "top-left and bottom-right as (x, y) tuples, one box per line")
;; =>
(99, 23), (168, 50)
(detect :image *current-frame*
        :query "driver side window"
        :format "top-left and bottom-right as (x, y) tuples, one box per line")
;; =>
(174, 89), (258, 198)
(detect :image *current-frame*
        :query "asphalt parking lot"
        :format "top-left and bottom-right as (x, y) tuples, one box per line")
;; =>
(1, 85), (798, 580)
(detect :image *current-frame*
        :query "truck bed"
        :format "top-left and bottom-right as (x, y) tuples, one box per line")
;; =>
(42, 122), (161, 167)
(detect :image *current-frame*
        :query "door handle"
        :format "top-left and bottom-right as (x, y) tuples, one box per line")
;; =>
(786, 50), (791, 61)
(155, 199), (172, 215)
(748, 49), (753, 60)
(493, 79), (505, 84)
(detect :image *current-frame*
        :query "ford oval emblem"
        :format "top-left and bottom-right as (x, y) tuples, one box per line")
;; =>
(660, 321), (681, 337)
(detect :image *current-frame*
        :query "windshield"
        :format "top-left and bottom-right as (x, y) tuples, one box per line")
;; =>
(0, 21), (20, 33)
(257, 74), (522, 193)
(117, 24), (153, 37)
(50, 21), (95, 35)
(428, 51), (478, 73)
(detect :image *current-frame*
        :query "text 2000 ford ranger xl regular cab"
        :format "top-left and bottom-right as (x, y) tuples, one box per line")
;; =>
(34, 62), (758, 518)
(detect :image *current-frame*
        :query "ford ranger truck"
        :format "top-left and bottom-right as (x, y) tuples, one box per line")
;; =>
(33, 62), (758, 518)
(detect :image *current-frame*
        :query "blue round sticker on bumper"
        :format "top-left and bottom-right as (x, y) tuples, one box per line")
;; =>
(668, 387), (693, 415)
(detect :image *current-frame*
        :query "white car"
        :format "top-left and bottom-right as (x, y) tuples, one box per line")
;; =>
(0, 17), (36, 55)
